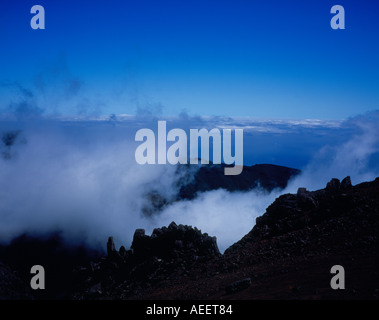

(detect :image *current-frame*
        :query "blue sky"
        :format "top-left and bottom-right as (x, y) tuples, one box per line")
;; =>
(1, 1), (379, 251)
(1, 0), (379, 119)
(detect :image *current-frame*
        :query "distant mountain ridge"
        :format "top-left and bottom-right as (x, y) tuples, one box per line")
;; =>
(142, 163), (300, 216)
(177, 163), (300, 200)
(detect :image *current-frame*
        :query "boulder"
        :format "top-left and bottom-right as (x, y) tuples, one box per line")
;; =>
(341, 176), (352, 189)
(131, 222), (220, 259)
(225, 278), (251, 294)
(326, 178), (341, 193)
(297, 187), (317, 208)
(106, 237), (116, 256)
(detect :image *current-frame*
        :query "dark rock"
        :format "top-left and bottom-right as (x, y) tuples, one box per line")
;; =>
(297, 187), (317, 209)
(107, 237), (116, 256)
(0, 261), (32, 299)
(75, 222), (222, 299)
(341, 176), (352, 189)
(131, 229), (150, 258)
(168, 221), (178, 230)
(119, 246), (127, 257)
(226, 176), (379, 255)
(73, 176), (379, 300)
(297, 187), (307, 194)
(326, 178), (341, 193)
(0, 233), (101, 300)
(131, 222), (220, 259)
(133, 229), (146, 240)
(225, 278), (251, 294)
(174, 240), (184, 249)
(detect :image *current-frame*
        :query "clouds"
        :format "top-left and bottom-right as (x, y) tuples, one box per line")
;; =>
(285, 111), (379, 192)
(0, 110), (378, 254)
(149, 187), (278, 253)
(0, 56), (106, 119)
(0, 121), (181, 249)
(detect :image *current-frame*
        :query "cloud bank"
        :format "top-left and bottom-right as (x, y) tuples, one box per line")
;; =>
(0, 111), (378, 253)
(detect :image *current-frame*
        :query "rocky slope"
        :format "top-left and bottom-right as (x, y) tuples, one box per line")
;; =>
(0, 234), (100, 299)
(0, 176), (378, 299)
(72, 222), (220, 299)
(72, 176), (379, 300)
(0, 261), (32, 299)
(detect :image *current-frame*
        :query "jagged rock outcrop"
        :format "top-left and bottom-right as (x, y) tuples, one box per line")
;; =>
(70, 176), (379, 300)
(225, 176), (379, 254)
(71, 176), (379, 300)
(131, 221), (219, 259)
(73, 222), (220, 299)
(106, 237), (116, 256)
(341, 176), (352, 189)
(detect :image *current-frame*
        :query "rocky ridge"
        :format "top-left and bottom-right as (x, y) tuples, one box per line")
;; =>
(73, 176), (379, 299)
(0, 176), (378, 299)
(73, 222), (220, 299)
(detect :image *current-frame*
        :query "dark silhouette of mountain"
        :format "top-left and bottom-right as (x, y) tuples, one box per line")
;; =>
(142, 163), (300, 216)
(177, 163), (301, 200)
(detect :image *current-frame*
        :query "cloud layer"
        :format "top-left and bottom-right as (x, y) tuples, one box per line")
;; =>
(0, 111), (378, 253)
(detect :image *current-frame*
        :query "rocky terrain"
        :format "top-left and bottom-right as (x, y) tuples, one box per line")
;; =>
(0, 261), (32, 299)
(72, 176), (379, 300)
(0, 175), (378, 300)
(0, 234), (100, 299)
